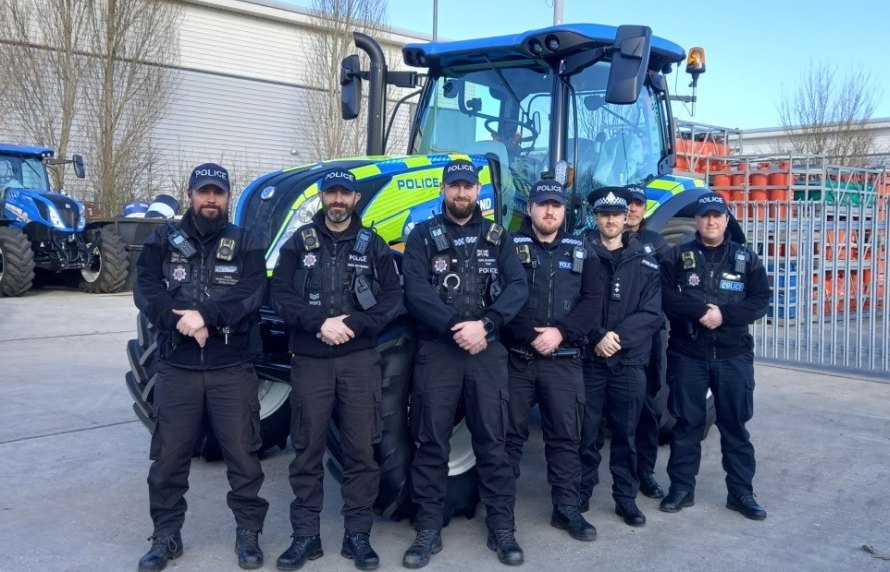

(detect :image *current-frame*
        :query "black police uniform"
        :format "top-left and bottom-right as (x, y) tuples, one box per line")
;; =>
(502, 216), (602, 507)
(402, 205), (528, 533)
(134, 209), (269, 537)
(270, 210), (402, 536)
(629, 226), (669, 481)
(661, 232), (770, 498)
(580, 231), (663, 504)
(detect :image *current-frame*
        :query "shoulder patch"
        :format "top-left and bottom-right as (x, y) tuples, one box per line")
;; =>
(641, 259), (659, 271)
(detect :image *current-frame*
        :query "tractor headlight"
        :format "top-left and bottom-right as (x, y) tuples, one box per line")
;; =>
(77, 205), (86, 231)
(265, 195), (321, 273)
(48, 204), (67, 230)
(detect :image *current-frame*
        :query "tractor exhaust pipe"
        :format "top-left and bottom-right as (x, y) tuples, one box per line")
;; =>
(353, 32), (387, 156)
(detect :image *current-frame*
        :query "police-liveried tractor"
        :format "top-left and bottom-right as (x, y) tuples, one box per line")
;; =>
(0, 144), (129, 296)
(127, 24), (722, 523)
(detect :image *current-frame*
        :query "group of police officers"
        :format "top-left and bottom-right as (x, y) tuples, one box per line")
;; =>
(134, 159), (770, 572)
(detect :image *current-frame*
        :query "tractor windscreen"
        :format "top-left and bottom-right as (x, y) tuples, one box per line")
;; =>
(0, 154), (50, 193)
(412, 61), (667, 231)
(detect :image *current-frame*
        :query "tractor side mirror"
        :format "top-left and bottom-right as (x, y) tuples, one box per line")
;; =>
(606, 25), (652, 104)
(72, 154), (86, 179)
(340, 54), (362, 120)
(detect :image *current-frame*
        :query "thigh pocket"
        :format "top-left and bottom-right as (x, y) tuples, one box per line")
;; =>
(289, 395), (307, 450)
(408, 391), (425, 443)
(149, 405), (162, 460)
(248, 400), (264, 453)
(742, 376), (755, 423)
(372, 383), (383, 445)
(498, 387), (510, 441)
(573, 392), (586, 440)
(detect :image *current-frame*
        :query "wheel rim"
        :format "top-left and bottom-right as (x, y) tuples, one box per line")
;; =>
(258, 378), (290, 420)
(80, 243), (102, 283)
(448, 419), (476, 476)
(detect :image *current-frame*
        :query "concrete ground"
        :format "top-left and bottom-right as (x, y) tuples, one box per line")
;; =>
(1, 289), (889, 572)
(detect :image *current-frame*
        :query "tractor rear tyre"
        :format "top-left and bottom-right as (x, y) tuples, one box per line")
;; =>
(80, 228), (129, 293)
(0, 226), (35, 297)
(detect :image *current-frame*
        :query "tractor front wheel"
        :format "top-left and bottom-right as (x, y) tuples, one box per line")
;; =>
(80, 228), (129, 293)
(0, 226), (35, 297)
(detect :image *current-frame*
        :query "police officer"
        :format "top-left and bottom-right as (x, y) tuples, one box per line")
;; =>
(401, 159), (528, 568)
(659, 193), (771, 520)
(579, 186), (663, 528)
(270, 169), (403, 570)
(624, 184), (670, 499)
(134, 163), (268, 572)
(502, 180), (602, 542)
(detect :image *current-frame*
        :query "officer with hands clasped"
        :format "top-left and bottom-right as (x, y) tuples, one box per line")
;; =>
(579, 186), (663, 528)
(134, 163), (269, 572)
(624, 184), (670, 499)
(270, 169), (403, 570)
(401, 159), (528, 568)
(659, 192), (771, 520)
(502, 179), (603, 542)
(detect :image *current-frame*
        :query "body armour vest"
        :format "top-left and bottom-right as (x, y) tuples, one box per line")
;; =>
(162, 222), (250, 332)
(676, 240), (750, 306)
(292, 226), (378, 317)
(513, 233), (584, 325)
(425, 216), (505, 321)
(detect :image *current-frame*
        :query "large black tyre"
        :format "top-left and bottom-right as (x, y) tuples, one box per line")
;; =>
(0, 226), (35, 296)
(80, 228), (129, 293)
(660, 217), (698, 246)
(325, 319), (480, 524)
(125, 311), (292, 460)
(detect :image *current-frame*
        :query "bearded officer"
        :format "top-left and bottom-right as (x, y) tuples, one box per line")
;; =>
(502, 179), (602, 542)
(134, 163), (268, 571)
(401, 158), (528, 568)
(270, 168), (403, 570)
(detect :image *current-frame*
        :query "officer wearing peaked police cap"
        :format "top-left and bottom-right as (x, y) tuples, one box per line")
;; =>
(659, 192), (771, 520)
(270, 167), (403, 570)
(134, 162), (270, 571)
(579, 186), (664, 528)
(401, 158), (528, 568)
(501, 179), (603, 542)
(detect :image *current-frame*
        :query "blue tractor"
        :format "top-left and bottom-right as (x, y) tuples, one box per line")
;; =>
(0, 144), (129, 296)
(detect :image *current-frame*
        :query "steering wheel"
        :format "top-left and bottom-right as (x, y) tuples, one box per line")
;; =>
(484, 118), (539, 146)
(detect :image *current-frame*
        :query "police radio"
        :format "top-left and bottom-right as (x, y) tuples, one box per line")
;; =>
(429, 221), (450, 252)
(353, 228), (371, 255)
(735, 251), (747, 273)
(572, 247), (585, 273)
(167, 227), (197, 259)
(216, 237), (236, 261)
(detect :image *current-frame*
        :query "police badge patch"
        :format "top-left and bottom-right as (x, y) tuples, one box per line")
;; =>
(172, 265), (188, 282)
(688, 273), (701, 287)
(303, 253), (317, 268)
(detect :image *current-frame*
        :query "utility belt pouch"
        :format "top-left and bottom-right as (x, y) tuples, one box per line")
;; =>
(353, 274), (377, 310)
(167, 227), (197, 259)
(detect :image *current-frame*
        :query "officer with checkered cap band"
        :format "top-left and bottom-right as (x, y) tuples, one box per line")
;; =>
(401, 158), (529, 567)
(134, 161), (270, 570)
(501, 179), (603, 542)
(270, 167), (403, 570)
(622, 184), (670, 500)
(578, 185), (663, 527)
(659, 192), (771, 521)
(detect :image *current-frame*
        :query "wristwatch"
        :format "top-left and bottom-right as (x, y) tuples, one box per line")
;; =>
(481, 317), (495, 335)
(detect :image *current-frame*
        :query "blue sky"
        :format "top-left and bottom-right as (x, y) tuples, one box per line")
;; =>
(282, 0), (889, 130)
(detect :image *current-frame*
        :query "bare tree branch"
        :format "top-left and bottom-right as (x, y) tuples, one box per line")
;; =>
(776, 60), (884, 167)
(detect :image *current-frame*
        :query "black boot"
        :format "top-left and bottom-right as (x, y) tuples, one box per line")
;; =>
(276, 534), (323, 571)
(341, 529), (379, 570)
(486, 529), (524, 566)
(138, 532), (183, 572)
(551, 505), (597, 541)
(235, 528), (263, 570)
(402, 528), (442, 569)
(615, 499), (647, 527)
(660, 489), (695, 513)
(727, 493), (767, 520)
(638, 472), (665, 499)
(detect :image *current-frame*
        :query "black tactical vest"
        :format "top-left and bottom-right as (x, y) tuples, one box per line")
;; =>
(425, 216), (505, 321)
(676, 240), (750, 307)
(292, 225), (377, 317)
(514, 233), (584, 325)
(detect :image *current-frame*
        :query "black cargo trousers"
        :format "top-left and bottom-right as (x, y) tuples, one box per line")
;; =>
(410, 339), (516, 532)
(504, 352), (585, 507)
(287, 348), (382, 535)
(148, 361), (269, 535)
(634, 327), (666, 476)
